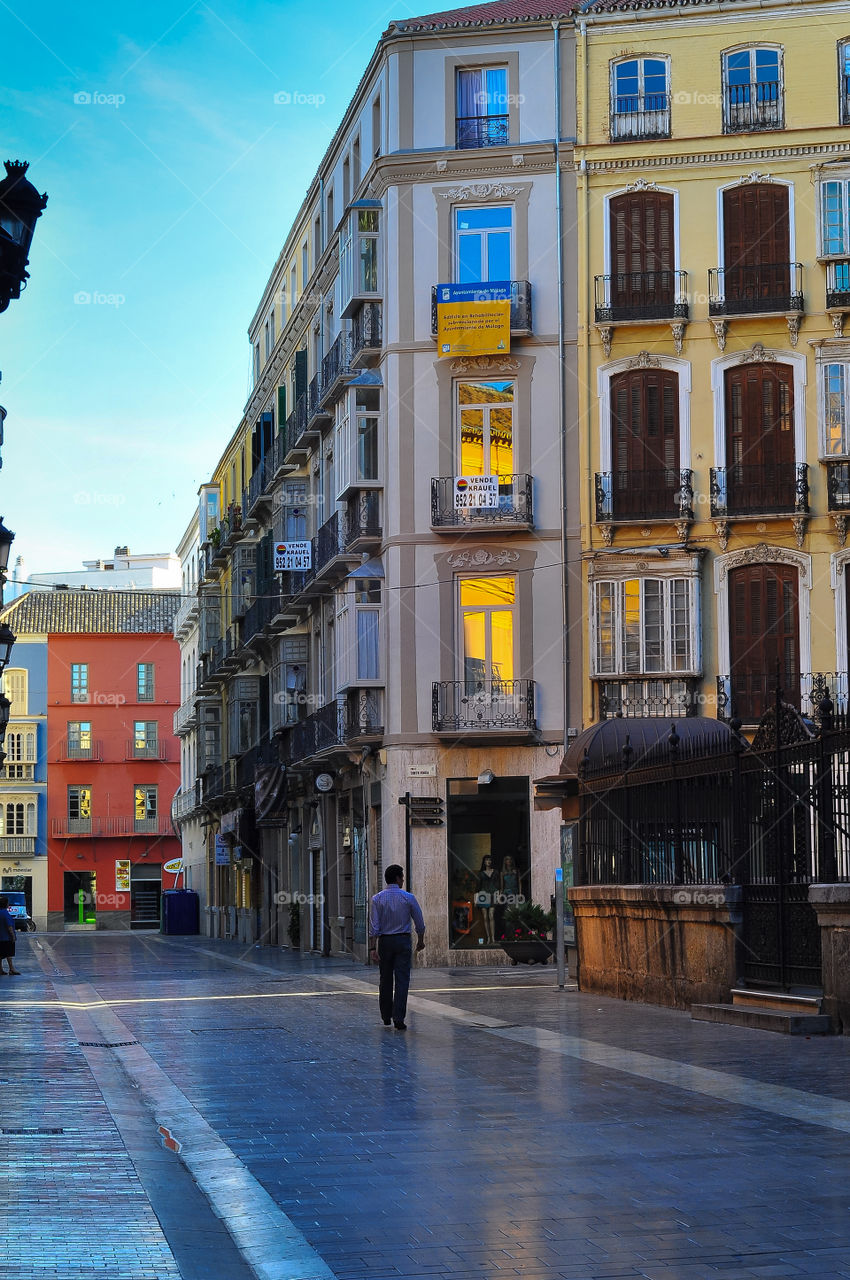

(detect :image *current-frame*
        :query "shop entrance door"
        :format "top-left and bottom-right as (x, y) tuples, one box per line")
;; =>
(131, 864), (162, 929)
(64, 871), (96, 928)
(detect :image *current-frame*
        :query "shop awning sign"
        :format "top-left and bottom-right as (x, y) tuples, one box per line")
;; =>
(454, 475), (499, 509)
(274, 541), (311, 571)
(436, 282), (511, 358)
(163, 858), (183, 874)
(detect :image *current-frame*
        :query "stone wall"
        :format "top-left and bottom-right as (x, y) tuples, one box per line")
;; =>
(568, 884), (743, 1010)
(809, 885), (850, 1033)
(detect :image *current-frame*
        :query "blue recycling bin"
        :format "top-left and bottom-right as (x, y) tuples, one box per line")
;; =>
(161, 889), (200, 935)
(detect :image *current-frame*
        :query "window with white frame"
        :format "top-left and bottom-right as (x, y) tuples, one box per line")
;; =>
(272, 636), (309, 729)
(459, 576), (516, 690)
(0, 796), (36, 836)
(336, 578), (382, 688)
(610, 56), (670, 140)
(840, 41), (850, 124)
(3, 728), (35, 778)
(456, 66), (509, 148)
(337, 386), (380, 498)
(722, 47), (783, 132)
(340, 206), (380, 315)
(593, 577), (698, 676)
(455, 206), (512, 284)
(820, 176), (850, 304)
(228, 677), (259, 756)
(823, 362), (850, 456)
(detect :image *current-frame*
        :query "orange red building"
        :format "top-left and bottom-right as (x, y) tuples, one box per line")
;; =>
(1, 590), (181, 930)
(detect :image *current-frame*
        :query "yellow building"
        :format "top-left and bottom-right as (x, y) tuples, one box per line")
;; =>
(576, 0), (850, 729)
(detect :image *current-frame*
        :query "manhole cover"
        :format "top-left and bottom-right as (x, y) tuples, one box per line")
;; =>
(78, 1040), (140, 1048)
(2, 1127), (65, 1135)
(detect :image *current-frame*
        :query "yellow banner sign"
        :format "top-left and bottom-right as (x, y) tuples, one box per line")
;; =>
(436, 283), (511, 358)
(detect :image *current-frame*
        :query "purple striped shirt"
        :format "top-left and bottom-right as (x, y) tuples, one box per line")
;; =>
(369, 884), (425, 938)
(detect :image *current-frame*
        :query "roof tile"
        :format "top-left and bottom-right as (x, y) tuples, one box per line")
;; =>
(1, 589), (180, 635)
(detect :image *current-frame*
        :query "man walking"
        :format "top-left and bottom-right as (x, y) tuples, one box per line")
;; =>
(369, 865), (425, 1030)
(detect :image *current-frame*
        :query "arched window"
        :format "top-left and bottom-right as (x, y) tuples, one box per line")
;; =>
(722, 47), (783, 132)
(610, 57), (670, 140)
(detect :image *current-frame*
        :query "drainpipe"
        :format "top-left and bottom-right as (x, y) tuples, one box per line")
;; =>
(578, 16), (593, 728)
(553, 20), (570, 742)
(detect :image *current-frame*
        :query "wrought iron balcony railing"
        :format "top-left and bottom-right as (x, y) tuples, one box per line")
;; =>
(320, 333), (353, 407)
(343, 490), (381, 548)
(432, 680), (536, 733)
(826, 260), (850, 310)
(826, 459), (850, 511)
(610, 94), (670, 140)
(125, 740), (167, 761)
(57, 740), (103, 762)
(351, 302), (382, 366)
(52, 816), (173, 838)
(278, 692), (384, 766)
(431, 475), (533, 528)
(723, 80), (783, 132)
(171, 781), (202, 823)
(594, 270), (688, 323)
(284, 394), (308, 457)
(716, 671), (848, 725)
(455, 114), (509, 149)
(595, 468), (693, 523)
(431, 280), (532, 336)
(309, 510), (350, 579)
(596, 678), (699, 720)
(709, 462), (808, 517)
(307, 371), (331, 427)
(708, 263), (803, 316)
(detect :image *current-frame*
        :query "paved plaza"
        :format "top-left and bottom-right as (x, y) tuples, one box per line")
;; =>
(2, 933), (850, 1280)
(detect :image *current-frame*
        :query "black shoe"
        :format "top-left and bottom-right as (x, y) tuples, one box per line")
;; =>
(393, 1021), (407, 1031)
(382, 1019), (392, 1027)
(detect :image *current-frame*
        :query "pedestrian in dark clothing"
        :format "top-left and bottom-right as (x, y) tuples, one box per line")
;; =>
(369, 865), (425, 1030)
(0, 896), (21, 975)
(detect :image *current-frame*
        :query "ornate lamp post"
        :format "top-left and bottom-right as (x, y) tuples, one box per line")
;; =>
(0, 161), (48, 313)
(0, 622), (14, 765)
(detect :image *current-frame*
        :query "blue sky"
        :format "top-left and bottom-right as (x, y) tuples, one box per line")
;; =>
(0, 0), (480, 578)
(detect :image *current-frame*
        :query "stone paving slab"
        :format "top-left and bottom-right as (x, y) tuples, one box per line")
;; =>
(5, 933), (850, 1280)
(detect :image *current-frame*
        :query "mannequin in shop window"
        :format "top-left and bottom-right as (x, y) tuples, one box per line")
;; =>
(477, 854), (500, 945)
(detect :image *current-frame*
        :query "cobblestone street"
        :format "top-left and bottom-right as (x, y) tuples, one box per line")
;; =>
(2, 932), (850, 1280)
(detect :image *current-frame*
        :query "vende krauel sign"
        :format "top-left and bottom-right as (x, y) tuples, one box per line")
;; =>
(274, 541), (311, 571)
(436, 282), (511, 357)
(454, 475), (499, 509)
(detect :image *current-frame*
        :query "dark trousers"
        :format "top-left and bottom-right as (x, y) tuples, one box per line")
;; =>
(377, 934), (413, 1024)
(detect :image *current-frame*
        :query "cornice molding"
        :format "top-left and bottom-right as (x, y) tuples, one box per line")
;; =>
(580, 141), (850, 175)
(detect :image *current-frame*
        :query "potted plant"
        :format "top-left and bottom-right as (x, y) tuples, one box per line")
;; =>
(498, 902), (557, 965)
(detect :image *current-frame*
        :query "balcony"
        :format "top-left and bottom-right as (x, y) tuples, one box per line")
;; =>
(723, 80), (783, 133)
(343, 490), (382, 551)
(278, 692), (384, 766)
(595, 678), (699, 720)
(826, 460), (850, 512)
(245, 459), (270, 519)
(320, 333), (354, 407)
(173, 591), (199, 639)
(51, 816), (173, 838)
(125, 740), (168, 761)
(456, 114), (508, 149)
(594, 271), (688, 324)
(432, 680), (536, 735)
(56, 740), (103, 762)
(595, 468), (693, 524)
(716, 671), (846, 726)
(173, 697), (198, 736)
(171, 781), (202, 824)
(430, 280), (532, 338)
(351, 302), (382, 369)
(431, 475), (533, 530)
(306, 510), (358, 584)
(284, 394), (311, 463)
(610, 94), (670, 141)
(204, 761), (237, 805)
(826, 261), (850, 311)
(708, 263), (803, 317)
(307, 371), (332, 430)
(0, 836), (36, 854)
(709, 463), (808, 517)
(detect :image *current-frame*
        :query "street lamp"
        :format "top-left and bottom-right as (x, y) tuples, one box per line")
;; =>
(0, 160), (48, 313)
(0, 622), (14, 670)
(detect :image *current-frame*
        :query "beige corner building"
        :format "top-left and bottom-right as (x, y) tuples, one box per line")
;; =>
(172, 2), (582, 965)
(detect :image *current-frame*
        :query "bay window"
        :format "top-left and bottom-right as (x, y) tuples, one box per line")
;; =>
(593, 577), (698, 676)
(340, 205), (380, 317)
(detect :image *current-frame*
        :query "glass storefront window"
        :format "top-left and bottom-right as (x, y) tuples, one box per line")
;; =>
(446, 776), (530, 950)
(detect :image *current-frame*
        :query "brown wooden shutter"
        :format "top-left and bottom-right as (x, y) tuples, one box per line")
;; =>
(729, 562), (799, 720)
(609, 192), (674, 309)
(723, 183), (790, 300)
(724, 363), (795, 511)
(611, 369), (680, 516)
